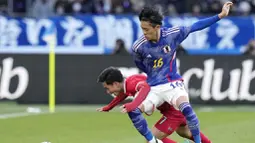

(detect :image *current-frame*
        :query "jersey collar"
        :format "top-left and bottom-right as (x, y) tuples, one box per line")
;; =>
(149, 28), (163, 46)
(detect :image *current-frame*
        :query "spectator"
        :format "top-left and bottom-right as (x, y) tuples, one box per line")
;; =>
(54, 0), (67, 15)
(113, 39), (130, 55)
(111, 0), (133, 14)
(68, 0), (83, 14)
(94, 0), (111, 14)
(192, 4), (201, 16)
(130, 0), (145, 14)
(32, 0), (54, 18)
(0, 5), (8, 16)
(81, 0), (96, 14)
(11, 0), (255, 17)
(166, 4), (178, 16)
(103, 0), (112, 13)
(208, 0), (222, 14)
(238, 1), (251, 16)
(243, 39), (255, 56)
(176, 45), (188, 56)
(66, 0), (96, 14)
(250, 0), (255, 14)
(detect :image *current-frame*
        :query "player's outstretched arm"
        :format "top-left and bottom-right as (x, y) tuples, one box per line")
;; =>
(189, 1), (233, 33)
(96, 93), (127, 112)
(121, 82), (150, 113)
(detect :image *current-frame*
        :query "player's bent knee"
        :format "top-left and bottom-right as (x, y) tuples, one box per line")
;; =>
(175, 125), (192, 138)
(174, 95), (189, 110)
(141, 101), (155, 116)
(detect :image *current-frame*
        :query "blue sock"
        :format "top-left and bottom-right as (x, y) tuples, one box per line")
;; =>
(179, 102), (201, 143)
(128, 108), (154, 142)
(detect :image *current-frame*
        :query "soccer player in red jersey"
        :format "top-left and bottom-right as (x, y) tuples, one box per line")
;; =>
(97, 67), (211, 143)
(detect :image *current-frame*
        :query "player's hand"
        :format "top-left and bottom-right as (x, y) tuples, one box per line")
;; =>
(120, 103), (137, 113)
(96, 107), (104, 112)
(96, 107), (109, 112)
(219, 1), (233, 18)
(120, 105), (128, 113)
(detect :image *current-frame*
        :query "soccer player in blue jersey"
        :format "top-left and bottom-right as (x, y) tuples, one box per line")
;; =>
(127, 2), (233, 143)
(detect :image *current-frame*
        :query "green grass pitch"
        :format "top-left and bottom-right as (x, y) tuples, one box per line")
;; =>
(0, 102), (254, 143)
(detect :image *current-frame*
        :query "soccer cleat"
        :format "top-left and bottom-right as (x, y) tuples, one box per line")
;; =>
(148, 137), (163, 143)
(155, 138), (163, 143)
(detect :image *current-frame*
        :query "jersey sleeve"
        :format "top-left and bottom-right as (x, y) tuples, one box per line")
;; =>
(175, 26), (191, 45)
(175, 15), (221, 45)
(103, 93), (127, 111)
(125, 75), (147, 94)
(131, 39), (147, 73)
(190, 15), (220, 33)
(124, 79), (150, 112)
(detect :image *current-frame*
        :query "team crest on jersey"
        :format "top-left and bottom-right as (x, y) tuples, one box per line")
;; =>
(163, 45), (171, 53)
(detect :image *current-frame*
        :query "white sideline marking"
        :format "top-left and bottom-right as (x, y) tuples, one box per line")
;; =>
(0, 105), (253, 120)
(0, 112), (47, 119)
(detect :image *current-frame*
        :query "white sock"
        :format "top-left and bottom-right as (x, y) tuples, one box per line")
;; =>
(148, 136), (163, 143)
(148, 136), (156, 143)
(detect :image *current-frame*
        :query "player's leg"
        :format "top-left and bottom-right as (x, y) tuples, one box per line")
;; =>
(151, 127), (176, 143)
(127, 108), (159, 143)
(130, 91), (164, 143)
(138, 90), (164, 116)
(176, 125), (211, 143)
(162, 81), (202, 143)
(151, 116), (183, 143)
(175, 96), (201, 143)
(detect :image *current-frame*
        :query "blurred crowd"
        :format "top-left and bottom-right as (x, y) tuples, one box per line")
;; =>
(1, 0), (255, 56)
(29, 0), (255, 18)
(0, 0), (255, 18)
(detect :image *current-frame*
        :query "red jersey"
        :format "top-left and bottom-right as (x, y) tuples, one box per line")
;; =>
(103, 74), (184, 118)
(102, 74), (149, 112)
(123, 74), (147, 96)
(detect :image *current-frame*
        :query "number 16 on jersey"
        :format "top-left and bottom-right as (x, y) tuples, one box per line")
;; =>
(153, 58), (164, 69)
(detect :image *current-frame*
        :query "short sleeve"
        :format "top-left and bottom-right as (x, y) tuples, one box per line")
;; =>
(175, 26), (191, 45)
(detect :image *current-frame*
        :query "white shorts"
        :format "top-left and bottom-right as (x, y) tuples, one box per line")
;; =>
(141, 80), (189, 115)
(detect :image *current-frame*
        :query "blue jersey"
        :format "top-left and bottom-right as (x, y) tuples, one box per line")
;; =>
(132, 15), (221, 86)
(132, 26), (191, 86)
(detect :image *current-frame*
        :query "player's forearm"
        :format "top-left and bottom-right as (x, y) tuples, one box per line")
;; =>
(134, 61), (147, 73)
(124, 85), (150, 112)
(132, 52), (147, 73)
(105, 93), (127, 111)
(190, 15), (220, 33)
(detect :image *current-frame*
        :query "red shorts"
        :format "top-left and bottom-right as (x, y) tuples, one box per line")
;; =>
(154, 115), (187, 135)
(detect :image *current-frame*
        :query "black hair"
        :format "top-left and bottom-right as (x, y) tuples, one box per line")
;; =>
(139, 6), (163, 26)
(97, 67), (124, 85)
